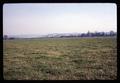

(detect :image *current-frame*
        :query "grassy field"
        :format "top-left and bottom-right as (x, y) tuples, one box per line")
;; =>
(3, 37), (117, 80)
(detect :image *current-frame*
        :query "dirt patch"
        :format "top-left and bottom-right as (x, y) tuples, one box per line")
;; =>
(47, 51), (62, 57)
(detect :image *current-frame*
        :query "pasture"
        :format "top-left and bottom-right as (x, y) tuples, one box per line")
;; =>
(3, 37), (117, 80)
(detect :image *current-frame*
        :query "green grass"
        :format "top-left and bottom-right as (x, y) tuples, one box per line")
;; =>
(3, 37), (117, 80)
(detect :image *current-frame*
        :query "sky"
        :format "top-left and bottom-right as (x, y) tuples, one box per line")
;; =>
(3, 3), (117, 36)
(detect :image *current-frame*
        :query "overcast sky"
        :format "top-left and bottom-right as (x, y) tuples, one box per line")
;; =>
(3, 3), (117, 35)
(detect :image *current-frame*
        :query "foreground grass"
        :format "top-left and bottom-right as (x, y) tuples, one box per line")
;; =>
(3, 37), (117, 80)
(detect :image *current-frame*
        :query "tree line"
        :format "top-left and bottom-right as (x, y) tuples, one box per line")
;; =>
(58, 31), (117, 38)
(3, 30), (117, 40)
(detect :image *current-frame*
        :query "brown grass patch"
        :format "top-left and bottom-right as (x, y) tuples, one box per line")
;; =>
(46, 50), (62, 57)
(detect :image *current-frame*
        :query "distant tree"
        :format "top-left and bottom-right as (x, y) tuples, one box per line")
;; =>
(114, 32), (117, 36)
(90, 32), (94, 37)
(4, 35), (8, 40)
(101, 32), (105, 36)
(110, 31), (115, 36)
(87, 31), (92, 37)
(87, 31), (90, 37)
(81, 33), (86, 37)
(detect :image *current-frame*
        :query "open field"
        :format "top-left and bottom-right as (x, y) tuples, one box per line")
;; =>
(3, 37), (117, 80)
